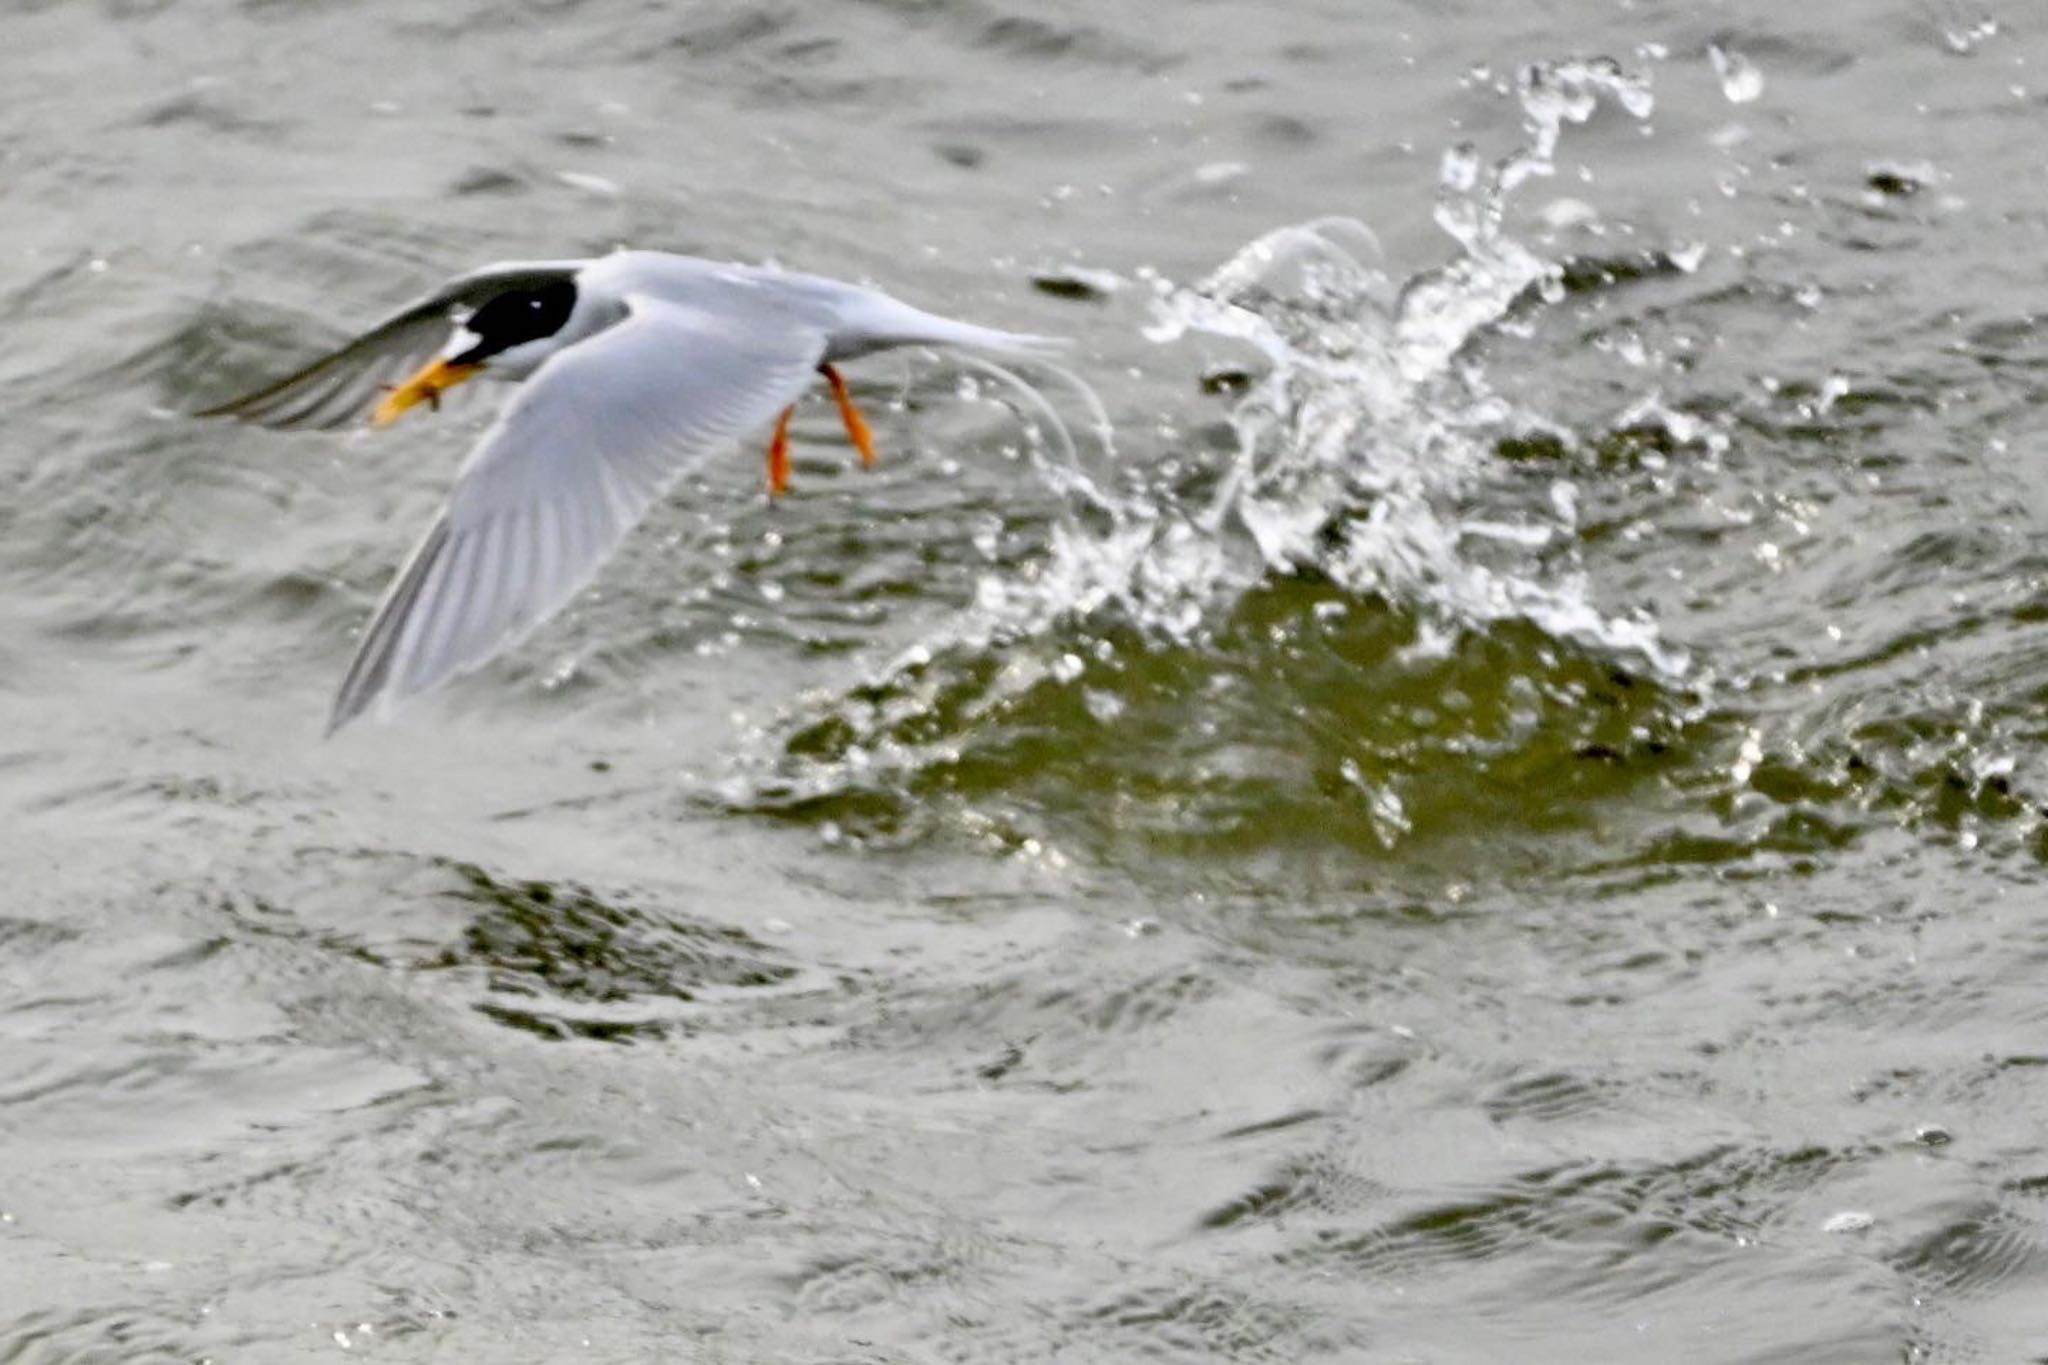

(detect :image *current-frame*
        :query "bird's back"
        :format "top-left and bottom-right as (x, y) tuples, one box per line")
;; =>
(588, 250), (1058, 362)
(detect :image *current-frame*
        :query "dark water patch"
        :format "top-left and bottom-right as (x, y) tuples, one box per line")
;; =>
(782, 1234), (994, 1316)
(472, 1000), (671, 1043)
(1070, 1279), (1355, 1362)
(427, 863), (801, 1043)
(221, 893), (406, 971)
(1281, 1142), (1864, 1292)
(1887, 1199), (2048, 1299)
(1199, 1147), (1387, 1231)
(0, 915), (79, 957)
(1553, 248), (1699, 296)
(737, 584), (1698, 878)
(0, 1303), (203, 1365)
(1310, 1023), (1425, 1091)
(1481, 1068), (1620, 1126)
(1864, 161), (1937, 198)
(1041, 966), (1216, 1036)
(1617, 809), (1863, 876)
(836, 957), (1224, 1092)
(742, 68), (890, 109)
(652, 7), (790, 59)
(970, 13), (1163, 68)
(449, 164), (533, 197)
(134, 91), (283, 139)
(153, 296), (330, 413)
(932, 140), (986, 169)
(1958, 313), (2048, 372)
(1214, 1107), (1327, 1142)
(1029, 265), (1121, 302)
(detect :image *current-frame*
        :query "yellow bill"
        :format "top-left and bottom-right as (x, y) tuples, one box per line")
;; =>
(373, 358), (483, 428)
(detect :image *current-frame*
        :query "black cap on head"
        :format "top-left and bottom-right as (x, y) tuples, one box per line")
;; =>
(451, 280), (578, 363)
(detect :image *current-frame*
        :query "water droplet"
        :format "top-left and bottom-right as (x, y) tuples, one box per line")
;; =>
(1823, 1211), (1874, 1234)
(1082, 688), (1125, 724)
(1709, 45), (1765, 103)
(1539, 197), (1598, 230)
(1439, 142), (1482, 193)
(1731, 730), (1764, 784)
(1942, 16), (1998, 53)
(557, 170), (621, 197)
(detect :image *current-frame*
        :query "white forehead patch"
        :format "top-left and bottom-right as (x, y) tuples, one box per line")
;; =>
(441, 326), (482, 359)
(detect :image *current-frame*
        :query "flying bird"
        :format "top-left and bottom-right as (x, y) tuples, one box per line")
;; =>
(200, 250), (1063, 732)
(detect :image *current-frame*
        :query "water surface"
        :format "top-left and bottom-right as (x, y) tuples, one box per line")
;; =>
(5, 1), (2048, 1360)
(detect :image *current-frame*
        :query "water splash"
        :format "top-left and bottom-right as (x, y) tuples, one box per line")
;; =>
(1009, 56), (1675, 666)
(1931, 5), (1999, 55)
(1707, 44), (1765, 104)
(720, 57), (1691, 838)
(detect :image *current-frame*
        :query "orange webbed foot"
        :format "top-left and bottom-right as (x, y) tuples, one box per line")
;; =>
(820, 363), (878, 469)
(767, 404), (794, 497)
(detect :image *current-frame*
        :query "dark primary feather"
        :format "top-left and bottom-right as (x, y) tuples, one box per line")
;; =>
(196, 262), (580, 431)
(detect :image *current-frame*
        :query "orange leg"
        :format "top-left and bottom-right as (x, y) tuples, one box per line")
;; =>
(767, 404), (794, 497)
(820, 363), (878, 469)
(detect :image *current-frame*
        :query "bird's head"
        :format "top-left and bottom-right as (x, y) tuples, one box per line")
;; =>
(374, 279), (580, 427)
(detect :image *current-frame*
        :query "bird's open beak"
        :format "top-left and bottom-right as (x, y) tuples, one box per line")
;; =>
(374, 358), (483, 428)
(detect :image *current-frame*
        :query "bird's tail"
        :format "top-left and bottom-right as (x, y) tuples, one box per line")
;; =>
(909, 315), (1074, 361)
(855, 299), (1111, 462)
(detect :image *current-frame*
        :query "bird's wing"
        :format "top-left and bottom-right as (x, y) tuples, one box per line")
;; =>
(196, 260), (583, 431)
(328, 294), (826, 731)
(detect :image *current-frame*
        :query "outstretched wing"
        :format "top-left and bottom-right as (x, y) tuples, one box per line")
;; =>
(328, 294), (826, 732)
(196, 260), (584, 431)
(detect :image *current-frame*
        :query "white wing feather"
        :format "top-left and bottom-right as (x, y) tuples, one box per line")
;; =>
(329, 295), (824, 731)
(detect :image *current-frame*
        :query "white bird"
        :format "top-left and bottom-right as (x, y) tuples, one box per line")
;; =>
(200, 250), (1063, 733)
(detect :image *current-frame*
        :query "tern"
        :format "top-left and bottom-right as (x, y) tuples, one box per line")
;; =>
(200, 250), (1063, 732)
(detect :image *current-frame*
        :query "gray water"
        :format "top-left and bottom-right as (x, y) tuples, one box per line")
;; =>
(6, 0), (2048, 1360)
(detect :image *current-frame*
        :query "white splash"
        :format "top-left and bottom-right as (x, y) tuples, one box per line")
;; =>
(1708, 44), (1765, 104)
(1039, 57), (1687, 676)
(732, 56), (1692, 801)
